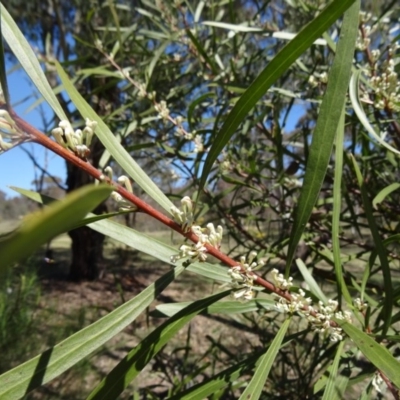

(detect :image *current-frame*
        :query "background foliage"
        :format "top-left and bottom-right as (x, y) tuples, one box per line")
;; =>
(1, 0), (400, 399)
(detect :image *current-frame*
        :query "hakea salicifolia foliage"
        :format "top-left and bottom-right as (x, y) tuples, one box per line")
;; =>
(170, 196), (223, 263)
(0, 109), (30, 153)
(51, 119), (96, 159)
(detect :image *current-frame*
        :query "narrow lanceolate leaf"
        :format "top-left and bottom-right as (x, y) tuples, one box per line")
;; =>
(87, 291), (230, 400)
(337, 321), (400, 388)
(372, 183), (400, 209)
(169, 351), (265, 400)
(239, 318), (291, 400)
(154, 298), (275, 317)
(0, 4), (67, 121)
(89, 218), (231, 283)
(331, 108), (352, 305)
(0, 264), (185, 400)
(9, 186), (231, 284)
(321, 341), (345, 400)
(199, 0), (356, 193)
(54, 61), (174, 213)
(296, 259), (328, 304)
(349, 70), (400, 156)
(285, 0), (360, 273)
(350, 156), (392, 335)
(0, 184), (112, 272)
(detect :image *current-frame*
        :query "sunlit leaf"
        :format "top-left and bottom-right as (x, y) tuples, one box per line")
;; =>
(0, 184), (112, 272)
(54, 61), (174, 213)
(0, 4), (67, 121)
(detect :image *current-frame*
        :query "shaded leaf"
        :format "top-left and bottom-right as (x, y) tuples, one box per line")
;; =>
(0, 264), (185, 399)
(239, 318), (291, 400)
(337, 321), (400, 388)
(199, 0), (357, 194)
(321, 341), (345, 400)
(372, 183), (400, 209)
(87, 290), (230, 400)
(285, 0), (359, 272)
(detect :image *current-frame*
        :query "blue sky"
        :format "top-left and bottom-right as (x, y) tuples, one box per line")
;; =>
(0, 63), (66, 199)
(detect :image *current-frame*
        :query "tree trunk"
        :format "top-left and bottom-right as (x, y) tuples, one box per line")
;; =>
(66, 138), (106, 281)
(68, 224), (105, 281)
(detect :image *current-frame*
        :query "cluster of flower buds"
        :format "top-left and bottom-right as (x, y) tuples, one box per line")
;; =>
(193, 134), (204, 153)
(228, 252), (265, 301)
(271, 268), (293, 290)
(308, 71), (328, 87)
(370, 56), (400, 111)
(273, 273), (352, 342)
(99, 166), (137, 212)
(170, 196), (195, 233)
(0, 109), (29, 153)
(174, 120), (203, 153)
(169, 196), (223, 264)
(51, 118), (97, 159)
(354, 297), (368, 312)
(155, 100), (170, 122)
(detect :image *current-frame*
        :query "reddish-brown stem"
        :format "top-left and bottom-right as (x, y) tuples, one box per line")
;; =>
(11, 110), (291, 300)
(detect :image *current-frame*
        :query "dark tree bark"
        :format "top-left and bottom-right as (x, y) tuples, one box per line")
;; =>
(66, 138), (107, 281)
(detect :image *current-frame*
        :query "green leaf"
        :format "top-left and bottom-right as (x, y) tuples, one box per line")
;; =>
(337, 321), (400, 388)
(239, 318), (291, 400)
(285, 0), (359, 272)
(0, 184), (112, 272)
(11, 186), (231, 283)
(372, 183), (400, 209)
(54, 61), (174, 213)
(186, 29), (218, 75)
(168, 351), (265, 400)
(87, 290), (230, 400)
(0, 264), (185, 399)
(0, 4), (67, 121)
(199, 0), (357, 194)
(321, 341), (345, 400)
(331, 108), (352, 304)
(350, 155), (392, 335)
(296, 259), (328, 304)
(89, 217), (231, 283)
(153, 298), (276, 317)
(168, 330), (300, 400)
(10, 185), (134, 229)
(349, 70), (400, 156)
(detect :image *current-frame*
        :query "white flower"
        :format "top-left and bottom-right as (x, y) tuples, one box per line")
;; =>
(51, 118), (96, 158)
(372, 373), (384, 394)
(0, 110), (30, 153)
(271, 269), (293, 290)
(110, 191), (137, 211)
(354, 298), (367, 312)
